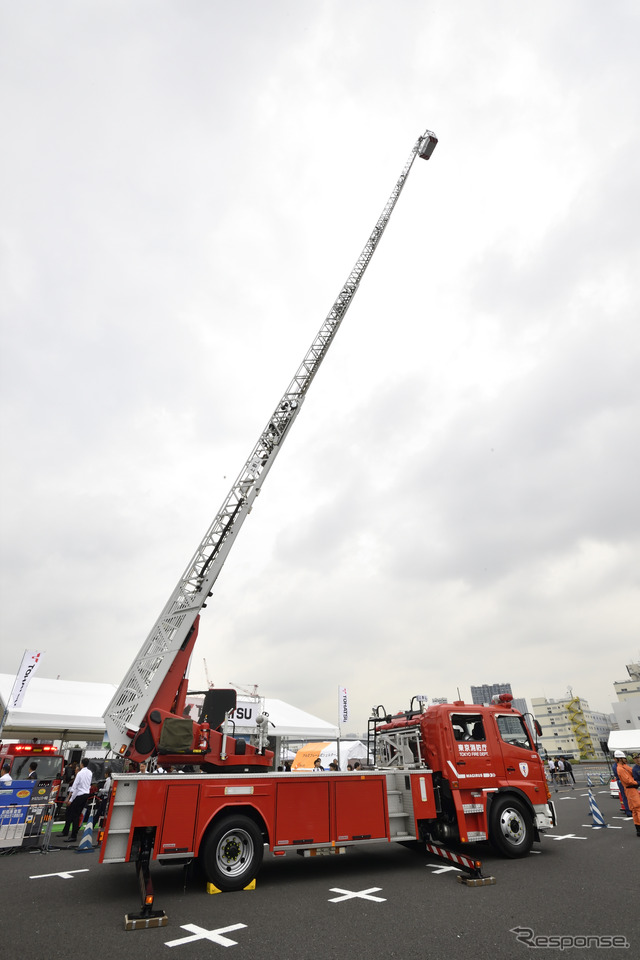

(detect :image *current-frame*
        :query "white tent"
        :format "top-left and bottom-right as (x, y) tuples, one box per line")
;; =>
(0, 673), (116, 741)
(0, 675), (337, 745)
(184, 693), (338, 740)
(608, 730), (640, 753)
(234, 698), (338, 740)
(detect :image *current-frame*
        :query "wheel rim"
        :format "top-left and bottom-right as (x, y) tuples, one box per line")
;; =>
(498, 806), (526, 846)
(216, 828), (254, 877)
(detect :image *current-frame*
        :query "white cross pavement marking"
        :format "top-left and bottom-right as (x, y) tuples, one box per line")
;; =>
(558, 796), (577, 801)
(546, 834), (587, 841)
(329, 887), (386, 903)
(29, 869), (90, 880)
(426, 863), (462, 874)
(165, 923), (247, 948)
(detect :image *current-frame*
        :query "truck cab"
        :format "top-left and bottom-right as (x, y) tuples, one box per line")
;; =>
(374, 696), (555, 857)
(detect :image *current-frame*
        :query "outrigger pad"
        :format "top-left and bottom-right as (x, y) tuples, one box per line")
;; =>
(125, 912), (168, 930)
(456, 875), (497, 887)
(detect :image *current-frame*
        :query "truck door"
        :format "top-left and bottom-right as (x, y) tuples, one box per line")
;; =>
(494, 714), (540, 793)
(449, 713), (503, 787)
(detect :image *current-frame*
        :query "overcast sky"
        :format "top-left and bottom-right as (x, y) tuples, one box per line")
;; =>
(1, 1), (639, 733)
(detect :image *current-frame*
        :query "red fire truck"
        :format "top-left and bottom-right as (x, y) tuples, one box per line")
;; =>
(0, 742), (64, 795)
(97, 130), (554, 924)
(99, 694), (555, 894)
(0, 742), (65, 839)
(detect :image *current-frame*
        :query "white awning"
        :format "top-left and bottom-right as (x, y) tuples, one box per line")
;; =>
(236, 698), (338, 740)
(608, 730), (640, 752)
(1, 676), (338, 743)
(0, 673), (116, 741)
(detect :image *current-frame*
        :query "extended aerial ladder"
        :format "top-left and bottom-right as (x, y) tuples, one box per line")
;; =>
(103, 128), (438, 771)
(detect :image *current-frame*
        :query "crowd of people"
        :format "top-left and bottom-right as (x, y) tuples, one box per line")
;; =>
(547, 756), (576, 789)
(612, 749), (640, 837)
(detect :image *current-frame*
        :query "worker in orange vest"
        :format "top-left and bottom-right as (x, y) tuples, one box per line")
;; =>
(613, 750), (640, 837)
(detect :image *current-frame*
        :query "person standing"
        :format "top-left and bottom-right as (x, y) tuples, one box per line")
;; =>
(96, 768), (112, 821)
(612, 756), (632, 817)
(562, 757), (576, 787)
(61, 758), (93, 843)
(613, 750), (640, 837)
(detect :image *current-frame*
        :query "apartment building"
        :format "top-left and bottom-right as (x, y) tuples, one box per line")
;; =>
(531, 694), (613, 760)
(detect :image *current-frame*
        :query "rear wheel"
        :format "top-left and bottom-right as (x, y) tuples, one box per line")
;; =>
(201, 815), (264, 891)
(489, 796), (533, 858)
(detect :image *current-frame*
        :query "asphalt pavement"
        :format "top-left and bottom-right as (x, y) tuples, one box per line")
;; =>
(2, 779), (638, 960)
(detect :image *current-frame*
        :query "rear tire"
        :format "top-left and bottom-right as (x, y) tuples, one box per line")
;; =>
(489, 796), (533, 858)
(201, 815), (264, 891)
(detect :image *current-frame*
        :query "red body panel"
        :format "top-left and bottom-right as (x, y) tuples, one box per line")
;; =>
(100, 772), (430, 864)
(334, 778), (388, 841)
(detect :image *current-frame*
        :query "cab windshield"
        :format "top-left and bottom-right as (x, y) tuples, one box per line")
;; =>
(496, 715), (532, 751)
(9, 757), (63, 780)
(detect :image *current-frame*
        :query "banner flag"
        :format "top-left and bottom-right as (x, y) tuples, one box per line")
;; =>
(9, 650), (44, 709)
(339, 685), (349, 724)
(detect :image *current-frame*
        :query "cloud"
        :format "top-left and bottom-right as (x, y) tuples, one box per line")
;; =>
(1, 2), (639, 730)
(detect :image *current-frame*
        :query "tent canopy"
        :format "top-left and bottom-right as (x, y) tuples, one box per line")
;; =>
(242, 698), (338, 739)
(608, 730), (640, 753)
(0, 673), (116, 741)
(184, 694), (338, 740)
(0, 676), (337, 745)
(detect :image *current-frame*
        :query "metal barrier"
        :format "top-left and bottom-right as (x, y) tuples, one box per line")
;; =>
(23, 800), (57, 851)
(0, 800), (57, 851)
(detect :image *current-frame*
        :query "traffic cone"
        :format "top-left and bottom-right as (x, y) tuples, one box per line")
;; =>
(588, 789), (607, 828)
(587, 774), (593, 787)
(76, 807), (95, 853)
(599, 773), (606, 785)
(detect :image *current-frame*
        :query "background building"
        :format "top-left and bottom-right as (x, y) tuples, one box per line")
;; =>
(470, 682), (528, 717)
(611, 662), (640, 732)
(532, 693), (613, 760)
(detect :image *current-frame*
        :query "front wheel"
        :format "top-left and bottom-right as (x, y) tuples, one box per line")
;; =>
(489, 796), (534, 858)
(201, 815), (264, 891)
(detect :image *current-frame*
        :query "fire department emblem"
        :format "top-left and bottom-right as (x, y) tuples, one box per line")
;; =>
(519, 762), (529, 777)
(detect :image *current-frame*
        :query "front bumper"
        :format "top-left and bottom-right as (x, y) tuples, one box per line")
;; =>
(534, 800), (556, 831)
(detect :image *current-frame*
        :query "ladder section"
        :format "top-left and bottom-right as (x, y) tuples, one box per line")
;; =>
(385, 771), (417, 841)
(103, 128), (438, 759)
(101, 779), (138, 863)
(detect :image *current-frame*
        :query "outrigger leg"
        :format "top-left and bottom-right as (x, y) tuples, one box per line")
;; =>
(125, 834), (168, 930)
(425, 840), (496, 887)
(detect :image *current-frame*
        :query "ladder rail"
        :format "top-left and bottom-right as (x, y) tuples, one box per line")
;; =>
(104, 130), (438, 755)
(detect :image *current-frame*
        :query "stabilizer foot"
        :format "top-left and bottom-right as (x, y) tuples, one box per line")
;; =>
(125, 912), (168, 930)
